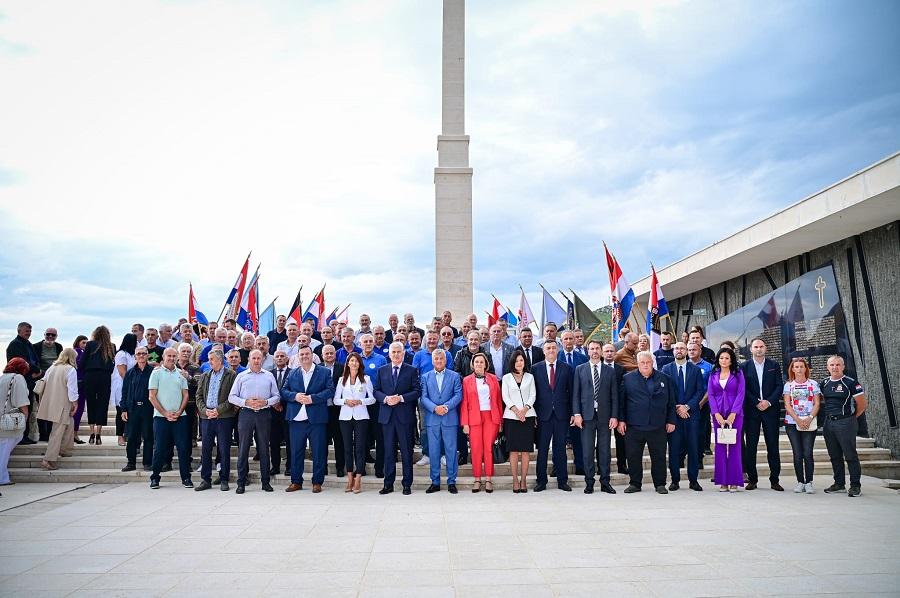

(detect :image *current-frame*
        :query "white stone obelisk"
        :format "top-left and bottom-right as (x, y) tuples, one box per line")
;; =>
(434, 0), (473, 322)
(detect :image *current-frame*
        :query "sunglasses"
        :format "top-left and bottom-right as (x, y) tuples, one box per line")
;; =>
(45, 333), (57, 338)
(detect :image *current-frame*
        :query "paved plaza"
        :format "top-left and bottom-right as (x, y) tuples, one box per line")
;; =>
(1, 477), (899, 597)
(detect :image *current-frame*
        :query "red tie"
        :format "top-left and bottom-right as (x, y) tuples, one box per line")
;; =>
(549, 362), (556, 390)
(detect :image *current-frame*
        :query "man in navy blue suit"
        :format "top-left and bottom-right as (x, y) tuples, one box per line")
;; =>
(532, 342), (574, 492)
(281, 346), (335, 493)
(741, 337), (785, 491)
(559, 331), (588, 477)
(661, 342), (705, 491)
(374, 342), (421, 495)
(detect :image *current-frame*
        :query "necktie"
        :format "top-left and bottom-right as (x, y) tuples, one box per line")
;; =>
(678, 365), (685, 394)
(566, 353), (572, 367)
(549, 363), (556, 390)
(592, 364), (602, 411)
(277, 369), (284, 388)
(392, 366), (399, 387)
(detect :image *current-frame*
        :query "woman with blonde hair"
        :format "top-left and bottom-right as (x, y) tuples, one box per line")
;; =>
(36, 349), (80, 470)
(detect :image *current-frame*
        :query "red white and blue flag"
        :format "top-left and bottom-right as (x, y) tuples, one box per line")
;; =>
(646, 266), (669, 352)
(302, 286), (327, 331)
(188, 283), (208, 326)
(224, 253), (251, 321)
(604, 243), (635, 340)
(236, 269), (260, 333)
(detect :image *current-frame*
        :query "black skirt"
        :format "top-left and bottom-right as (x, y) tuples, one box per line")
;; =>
(504, 416), (535, 452)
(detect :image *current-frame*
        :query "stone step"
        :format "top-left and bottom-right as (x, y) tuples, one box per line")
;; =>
(9, 460), (900, 488)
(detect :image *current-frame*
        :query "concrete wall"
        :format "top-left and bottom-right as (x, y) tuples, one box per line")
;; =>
(665, 221), (900, 457)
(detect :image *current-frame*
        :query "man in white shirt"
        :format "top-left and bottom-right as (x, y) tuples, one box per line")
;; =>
(276, 323), (301, 360)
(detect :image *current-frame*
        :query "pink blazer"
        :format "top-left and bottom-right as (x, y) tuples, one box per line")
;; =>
(460, 373), (503, 427)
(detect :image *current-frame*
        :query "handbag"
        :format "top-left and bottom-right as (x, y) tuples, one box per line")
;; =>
(716, 424), (737, 445)
(0, 376), (27, 432)
(492, 434), (510, 464)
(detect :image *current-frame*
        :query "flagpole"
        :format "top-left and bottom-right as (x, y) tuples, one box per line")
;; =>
(216, 251), (251, 323)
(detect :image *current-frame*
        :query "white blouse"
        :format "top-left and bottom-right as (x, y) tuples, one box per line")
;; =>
(501, 372), (536, 419)
(333, 375), (375, 421)
(476, 377), (491, 411)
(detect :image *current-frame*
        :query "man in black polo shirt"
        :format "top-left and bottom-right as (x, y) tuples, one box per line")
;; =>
(820, 355), (866, 497)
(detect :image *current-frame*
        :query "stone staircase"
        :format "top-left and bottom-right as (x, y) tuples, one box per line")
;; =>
(9, 408), (900, 490)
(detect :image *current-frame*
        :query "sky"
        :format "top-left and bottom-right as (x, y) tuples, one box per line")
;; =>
(1, 0), (898, 355)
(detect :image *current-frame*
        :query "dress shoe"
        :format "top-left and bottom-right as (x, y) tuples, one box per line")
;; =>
(213, 476), (221, 485)
(235, 485), (245, 494)
(376, 471), (384, 479)
(19, 437), (36, 445)
(533, 483), (547, 492)
(162, 464), (173, 472)
(668, 481), (680, 491)
(195, 480), (212, 491)
(575, 468), (585, 476)
(745, 482), (758, 490)
(336, 469), (345, 478)
(558, 483), (572, 492)
(624, 484), (641, 493)
(74, 437), (85, 444)
(142, 465), (152, 472)
(426, 484), (441, 494)
(379, 486), (394, 495)
(365, 453), (376, 463)
(600, 483), (616, 494)
(182, 479), (194, 488)
(262, 483), (274, 492)
(770, 482), (784, 492)
(689, 481), (703, 492)
(150, 480), (160, 489)
(617, 467), (628, 475)
(457, 454), (468, 466)
(447, 484), (458, 494)
(121, 463), (136, 472)
(312, 484), (322, 493)
(402, 486), (412, 495)
(269, 467), (279, 476)
(655, 485), (668, 494)
(220, 481), (230, 492)
(285, 483), (303, 492)
(584, 484), (594, 494)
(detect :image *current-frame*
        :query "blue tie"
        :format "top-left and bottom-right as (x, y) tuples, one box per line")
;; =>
(392, 366), (399, 387)
(567, 353), (572, 367)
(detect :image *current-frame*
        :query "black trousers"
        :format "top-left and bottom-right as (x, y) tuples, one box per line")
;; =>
(150, 416), (191, 483)
(785, 424), (816, 483)
(382, 419), (414, 488)
(625, 426), (667, 488)
(824, 416), (861, 487)
(340, 418), (368, 474)
(614, 428), (628, 473)
(200, 417), (234, 483)
(84, 370), (111, 426)
(236, 409), (271, 486)
(328, 406), (345, 473)
(536, 416), (569, 486)
(698, 403), (712, 456)
(125, 404), (154, 467)
(268, 408), (286, 473)
(742, 408), (781, 484)
(115, 406), (126, 436)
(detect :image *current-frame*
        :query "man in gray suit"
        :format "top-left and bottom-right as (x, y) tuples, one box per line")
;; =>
(572, 340), (619, 495)
(481, 324), (514, 378)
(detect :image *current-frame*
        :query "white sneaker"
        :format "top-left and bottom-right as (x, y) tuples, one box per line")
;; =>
(794, 482), (805, 493)
(804, 482), (815, 494)
(440, 456), (446, 466)
(415, 455), (430, 466)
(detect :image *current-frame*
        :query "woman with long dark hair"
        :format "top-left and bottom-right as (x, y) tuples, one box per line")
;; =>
(80, 326), (116, 445)
(501, 349), (536, 493)
(707, 347), (745, 492)
(333, 352), (375, 494)
(72, 335), (88, 444)
(111, 333), (138, 446)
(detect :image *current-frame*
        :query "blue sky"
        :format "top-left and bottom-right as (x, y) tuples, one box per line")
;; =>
(1, 0), (898, 352)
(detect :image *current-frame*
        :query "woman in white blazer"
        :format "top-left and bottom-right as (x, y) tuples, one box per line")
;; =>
(501, 349), (537, 493)
(333, 352), (375, 493)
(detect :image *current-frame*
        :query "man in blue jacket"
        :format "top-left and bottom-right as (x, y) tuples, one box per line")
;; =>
(420, 350), (463, 493)
(661, 342), (706, 491)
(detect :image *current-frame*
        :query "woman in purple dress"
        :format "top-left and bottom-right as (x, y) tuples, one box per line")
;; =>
(72, 335), (88, 444)
(707, 347), (745, 492)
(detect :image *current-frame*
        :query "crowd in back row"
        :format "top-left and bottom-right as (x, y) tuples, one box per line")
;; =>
(0, 311), (867, 498)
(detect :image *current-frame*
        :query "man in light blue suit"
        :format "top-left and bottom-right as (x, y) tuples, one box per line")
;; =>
(420, 349), (463, 494)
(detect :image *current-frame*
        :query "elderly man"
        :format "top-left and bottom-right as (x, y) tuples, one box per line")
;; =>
(121, 346), (155, 472)
(226, 349), (245, 374)
(148, 348), (192, 489)
(438, 326), (460, 358)
(281, 346), (335, 493)
(33, 327), (63, 440)
(454, 321), (472, 348)
(276, 323), (301, 360)
(618, 351), (676, 494)
(179, 324), (201, 359)
(355, 314), (373, 342)
(226, 329), (240, 350)
(266, 315), (288, 354)
(300, 322), (321, 350)
(157, 324), (176, 349)
(269, 350), (291, 476)
(336, 328), (360, 363)
(199, 327), (231, 364)
(375, 342), (421, 495)
(482, 324), (514, 378)
(372, 325), (391, 359)
(194, 349), (238, 491)
(255, 336), (275, 370)
(404, 313), (425, 338)
(413, 331), (453, 465)
(237, 332), (256, 366)
(228, 350), (280, 494)
(440, 310), (458, 337)
(661, 342), (706, 491)
(614, 332), (640, 372)
(821, 355), (867, 497)
(420, 349), (463, 493)
(385, 313), (400, 343)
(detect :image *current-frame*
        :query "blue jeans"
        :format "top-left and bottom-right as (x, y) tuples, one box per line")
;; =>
(427, 425), (458, 485)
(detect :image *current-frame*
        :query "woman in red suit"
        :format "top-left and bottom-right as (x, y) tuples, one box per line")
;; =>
(461, 353), (504, 493)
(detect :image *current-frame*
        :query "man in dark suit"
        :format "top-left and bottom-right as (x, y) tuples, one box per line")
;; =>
(319, 344), (344, 476)
(268, 350), (291, 476)
(618, 351), (676, 494)
(374, 342), (421, 495)
(516, 328), (544, 372)
(559, 330), (589, 476)
(572, 340), (618, 494)
(602, 343), (627, 474)
(532, 342), (574, 492)
(660, 342), (705, 491)
(741, 337), (785, 491)
(281, 346), (335, 493)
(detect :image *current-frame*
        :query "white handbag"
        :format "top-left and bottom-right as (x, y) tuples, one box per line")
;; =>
(716, 424), (737, 445)
(0, 376), (27, 432)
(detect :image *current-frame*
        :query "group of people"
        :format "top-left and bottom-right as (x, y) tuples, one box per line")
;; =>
(0, 312), (868, 498)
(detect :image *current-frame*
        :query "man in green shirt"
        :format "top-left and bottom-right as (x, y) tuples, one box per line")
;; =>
(148, 348), (191, 489)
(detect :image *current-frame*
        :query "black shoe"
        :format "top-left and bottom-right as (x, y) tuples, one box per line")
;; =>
(402, 486), (412, 495)
(448, 484), (458, 494)
(426, 484), (440, 494)
(162, 464), (173, 472)
(182, 479), (194, 488)
(770, 482), (784, 492)
(261, 483), (273, 492)
(18, 437), (36, 445)
(195, 480), (211, 491)
(269, 467), (278, 476)
(376, 471), (384, 478)
(213, 476), (221, 485)
(220, 482), (230, 492)
(655, 485), (668, 494)
(745, 482), (758, 490)
(558, 483), (572, 492)
(824, 483), (846, 494)
(533, 483), (547, 492)
(74, 437), (86, 444)
(624, 484), (641, 494)
(575, 468), (585, 476)
(703, 449), (712, 456)
(121, 463), (136, 472)
(668, 482), (680, 491)
(600, 483), (616, 494)
(336, 469), (345, 478)
(142, 465), (151, 472)
(584, 484), (594, 494)
(617, 468), (628, 475)
(379, 486), (394, 495)
(365, 453), (376, 463)
(689, 481), (703, 492)
(458, 455), (468, 466)
(848, 485), (861, 497)
(235, 485), (245, 494)
(149, 480), (160, 489)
